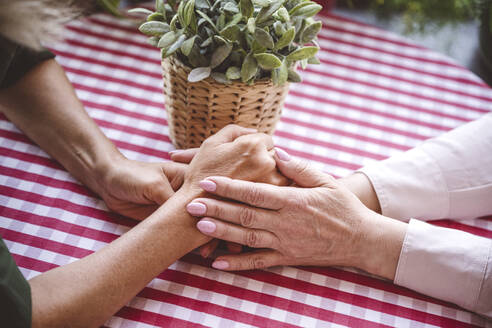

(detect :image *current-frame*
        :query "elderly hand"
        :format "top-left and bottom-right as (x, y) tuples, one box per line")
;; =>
(186, 148), (407, 280)
(178, 125), (287, 190)
(174, 124), (288, 257)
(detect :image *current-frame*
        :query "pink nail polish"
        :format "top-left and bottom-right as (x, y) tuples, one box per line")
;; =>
(199, 180), (217, 192)
(212, 260), (229, 270)
(275, 147), (291, 161)
(186, 202), (206, 216)
(197, 220), (216, 233)
(169, 150), (183, 155)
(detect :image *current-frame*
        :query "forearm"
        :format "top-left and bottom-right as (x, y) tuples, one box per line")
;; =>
(0, 59), (121, 196)
(29, 186), (210, 328)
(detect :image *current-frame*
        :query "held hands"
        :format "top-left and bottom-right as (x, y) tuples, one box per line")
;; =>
(186, 149), (406, 279)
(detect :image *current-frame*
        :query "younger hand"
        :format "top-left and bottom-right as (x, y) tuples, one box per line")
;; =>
(99, 158), (187, 220)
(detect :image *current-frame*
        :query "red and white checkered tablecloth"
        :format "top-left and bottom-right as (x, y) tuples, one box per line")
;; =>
(1, 8), (492, 328)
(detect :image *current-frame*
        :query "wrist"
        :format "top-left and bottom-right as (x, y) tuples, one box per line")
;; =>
(339, 173), (381, 214)
(354, 210), (407, 280)
(86, 149), (126, 197)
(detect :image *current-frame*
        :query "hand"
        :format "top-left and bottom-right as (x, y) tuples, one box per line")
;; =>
(180, 125), (288, 191)
(186, 148), (407, 280)
(172, 125), (288, 257)
(98, 158), (187, 220)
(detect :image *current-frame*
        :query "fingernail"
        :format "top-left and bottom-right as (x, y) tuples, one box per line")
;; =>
(186, 202), (206, 216)
(275, 147), (291, 161)
(212, 260), (229, 270)
(199, 180), (216, 192)
(197, 220), (216, 233)
(169, 150), (184, 156)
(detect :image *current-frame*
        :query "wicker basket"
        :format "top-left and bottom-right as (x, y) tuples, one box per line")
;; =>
(162, 56), (290, 149)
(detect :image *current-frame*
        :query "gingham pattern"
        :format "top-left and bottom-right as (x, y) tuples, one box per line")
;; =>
(1, 9), (492, 328)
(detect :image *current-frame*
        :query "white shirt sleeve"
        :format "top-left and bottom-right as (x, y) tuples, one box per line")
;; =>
(359, 112), (492, 222)
(357, 113), (492, 317)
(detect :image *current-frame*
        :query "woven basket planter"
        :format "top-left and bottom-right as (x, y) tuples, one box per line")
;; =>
(162, 56), (290, 149)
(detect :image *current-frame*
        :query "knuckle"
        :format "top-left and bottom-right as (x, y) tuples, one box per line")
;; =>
(238, 206), (256, 227)
(245, 230), (260, 248)
(249, 256), (266, 270)
(243, 186), (265, 206)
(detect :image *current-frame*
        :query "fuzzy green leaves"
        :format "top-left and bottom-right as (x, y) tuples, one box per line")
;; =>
(188, 66), (211, 82)
(138, 0), (323, 85)
(241, 52), (258, 82)
(286, 46), (318, 61)
(139, 21), (170, 35)
(255, 28), (274, 49)
(254, 53), (282, 69)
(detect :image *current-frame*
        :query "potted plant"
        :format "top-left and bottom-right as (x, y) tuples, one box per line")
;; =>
(130, 0), (323, 148)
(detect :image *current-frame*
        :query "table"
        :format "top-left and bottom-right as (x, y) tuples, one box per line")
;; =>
(1, 9), (492, 328)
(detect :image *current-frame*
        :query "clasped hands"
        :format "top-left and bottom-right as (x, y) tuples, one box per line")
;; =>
(102, 124), (397, 277)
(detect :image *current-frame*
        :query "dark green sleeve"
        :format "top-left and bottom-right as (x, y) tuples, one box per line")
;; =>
(0, 34), (55, 89)
(0, 237), (31, 328)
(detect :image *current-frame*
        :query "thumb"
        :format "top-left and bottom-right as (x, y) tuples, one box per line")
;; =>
(148, 178), (175, 204)
(274, 148), (335, 188)
(169, 148), (199, 163)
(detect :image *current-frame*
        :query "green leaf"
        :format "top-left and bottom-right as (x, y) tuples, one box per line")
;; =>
(247, 17), (256, 34)
(256, 0), (285, 24)
(163, 34), (187, 57)
(128, 8), (154, 15)
(195, 0), (210, 9)
(253, 0), (271, 7)
(188, 66), (212, 82)
(177, 0), (186, 27)
(300, 58), (308, 69)
(254, 53), (282, 69)
(156, 0), (165, 13)
(196, 10), (219, 32)
(290, 3), (322, 18)
(221, 25), (241, 41)
(181, 35), (197, 56)
(97, 0), (122, 17)
(272, 59), (288, 85)
(288, 1), (311, 15)
(226, 66), (241, 80)
(217, 12), (226, 30)
(158, 30), (179, 48)
(139, 21), (170, 36)
(307, 56), (320, 64)
(241, 52), (258, 82)
(286, 46), (318, 61)
(211, 72), (232, 84)
(241, 0), (254, 18)
(147, 36), (160, 47)
(287, 68), (302, 82)
(184, 0), (195, 28)
(170, 14), (179, 31)
(273, 21), (286, 36)
(147, 12), (165, 21)
(224, 2), (239, 13)
(251, 40), (266, 54)
(224, 13), (243, 29)
(274, 26), (295, 50)
(300, 21), (322, 43)
(200, 36), (213, 47)
(255, 28), (275, 49)
(211, 43), (233, 68)
(277, 7), (290, 22)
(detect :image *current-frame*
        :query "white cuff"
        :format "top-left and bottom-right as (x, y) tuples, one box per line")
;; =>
(358, 147), (448, 221)
(395, 219), (492, 316)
